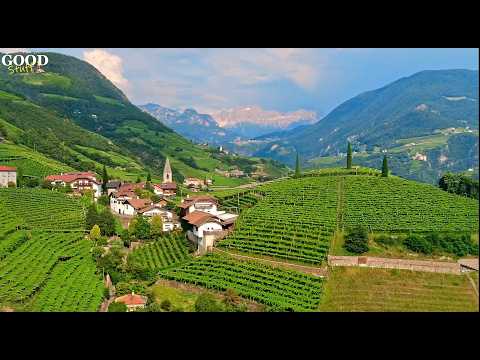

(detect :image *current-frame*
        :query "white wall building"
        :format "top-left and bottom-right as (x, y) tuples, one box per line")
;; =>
(0, 166), (17, 188)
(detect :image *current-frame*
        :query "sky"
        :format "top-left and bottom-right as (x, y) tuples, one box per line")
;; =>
(2, 48), (478, 116)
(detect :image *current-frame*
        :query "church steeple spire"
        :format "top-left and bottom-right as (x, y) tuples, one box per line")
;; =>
(163, 157), (172, 183)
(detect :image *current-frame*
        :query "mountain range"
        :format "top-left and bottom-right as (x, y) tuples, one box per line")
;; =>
(139, 104), (319, 147)
(250, 69), (479, 183)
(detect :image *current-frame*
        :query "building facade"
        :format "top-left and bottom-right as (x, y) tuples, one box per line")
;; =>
(0, 166), (17, 188)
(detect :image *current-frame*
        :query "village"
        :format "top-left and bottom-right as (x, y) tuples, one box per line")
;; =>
(33, 158), (238, 254)
(0, 158), (242, 311)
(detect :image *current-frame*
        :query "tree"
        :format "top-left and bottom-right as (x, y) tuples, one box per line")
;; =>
(102, 164), (109, 194)
(381, 154), (389, 177)
(90, 224), (101, 241)
(16, 167), (24, 188)
(150, 215), (164, 237)
(108, 302), (127, 312)
(147, 172), (152, 182)
(86, 204), (99, 230)
(131, 215), (150, 240)
(97, 210), (116, 236)
(346, 142), (352, 169)
(194, 292), (224, 312)
(343, 226), (369, 254)
(294, 152), (301, 178)
(135, 176), (141, 183)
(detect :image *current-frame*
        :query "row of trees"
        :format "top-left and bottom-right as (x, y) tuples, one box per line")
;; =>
(438, 172), (479, 199)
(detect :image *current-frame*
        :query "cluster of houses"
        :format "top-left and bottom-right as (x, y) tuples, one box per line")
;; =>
(183, 177), (212, 192)
(8, 156), (238, 253)
(108, 158), (181, 232)
(179, 194), (238, 254)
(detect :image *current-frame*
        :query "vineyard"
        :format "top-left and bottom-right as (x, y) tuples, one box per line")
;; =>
(0, 189), (104, 312)
(159, 253), (324, 311)
(216, 189), (264, 213)
(0, 143), (73, 178)
(0, 188), (86, 230)
(343, 176), (479, 232)
(219, 169), (479, 265)
(219, 176), (338, 264)
(128, 233), (191, 271)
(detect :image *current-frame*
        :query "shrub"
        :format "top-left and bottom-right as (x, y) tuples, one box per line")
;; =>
(160, 299), (172, 312)
(375, 234), (401, 247)
(97, 195), (110, 206)
(404, 234), (433, 254)
(194, 292), (224, 312)
(343, 226), (369, 254)
(108, 302), (127, 312)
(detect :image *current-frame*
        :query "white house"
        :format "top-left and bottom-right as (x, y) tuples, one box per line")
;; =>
(0, 166), (17, 188)
(179, 195), (219, 216)
(138, 206), (181, 231)
(45, 172), (102, 198)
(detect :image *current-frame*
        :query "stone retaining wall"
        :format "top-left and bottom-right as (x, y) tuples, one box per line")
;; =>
(328, 255), (462, 275)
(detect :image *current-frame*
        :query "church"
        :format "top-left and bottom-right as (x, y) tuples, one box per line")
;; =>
(153, 157), (177, 197)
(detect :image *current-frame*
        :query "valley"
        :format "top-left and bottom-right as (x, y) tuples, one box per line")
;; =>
(0, 50), (478, 313)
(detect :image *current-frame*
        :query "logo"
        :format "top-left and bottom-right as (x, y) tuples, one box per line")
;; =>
(1, 54), (49, 74)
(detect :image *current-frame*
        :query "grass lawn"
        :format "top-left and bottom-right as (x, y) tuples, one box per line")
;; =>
(150, 281), (199, 312)
(319, 266), (478, 312)
(150, 280), (265, 312)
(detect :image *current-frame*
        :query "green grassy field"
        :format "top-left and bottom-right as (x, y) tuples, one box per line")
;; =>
(320, 267), (478, 312)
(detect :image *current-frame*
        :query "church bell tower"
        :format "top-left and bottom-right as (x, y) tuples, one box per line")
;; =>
(163, 157), (172, 183)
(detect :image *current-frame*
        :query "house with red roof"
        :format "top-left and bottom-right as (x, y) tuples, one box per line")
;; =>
(45, 172), (102, 198)
(0, 166), (17, 188)
(114, 292), (148, 312)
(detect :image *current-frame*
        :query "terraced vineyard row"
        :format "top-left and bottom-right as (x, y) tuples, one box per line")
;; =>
(217, 190), (263, 212)
(220, 176), (339, 265)
(0, 189), (103, 312)
(0, 143), (73, 177)
(343, 176), (479, 232)
(159, 253), (324, 311)
(128, 233), (191, 271)
(0, 188), (86, 230)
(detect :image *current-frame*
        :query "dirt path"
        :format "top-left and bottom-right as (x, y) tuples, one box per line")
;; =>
(466, 272), (479, 298)
(213, 248), (328, 277)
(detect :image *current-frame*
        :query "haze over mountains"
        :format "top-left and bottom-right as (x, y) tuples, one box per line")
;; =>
(139, 104), (319, 145)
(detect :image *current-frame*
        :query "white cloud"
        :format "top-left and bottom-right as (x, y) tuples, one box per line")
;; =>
(0, 48), (29, 53)
(206, 48), (322, 90)
(83, 49), (130, 94)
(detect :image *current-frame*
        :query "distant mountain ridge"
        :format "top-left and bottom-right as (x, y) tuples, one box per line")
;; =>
(253, 69), (479, 184)
(138, 103), (239, 146)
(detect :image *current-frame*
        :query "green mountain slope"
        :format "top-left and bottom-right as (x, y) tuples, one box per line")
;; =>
(255, 69), (479, 183)
(0, 52), (286, 182)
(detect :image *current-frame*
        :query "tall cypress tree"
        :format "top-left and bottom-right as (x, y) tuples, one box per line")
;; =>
(101, 165), (109, 194)
(295, 152), (301, 178)
(147, 172), (152, 182)
(381, 154), (389, 177)
(346, 142), (352, 169)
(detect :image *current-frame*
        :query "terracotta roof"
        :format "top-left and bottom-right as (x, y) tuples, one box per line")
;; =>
(159, 182), (177, 190)
(126, 198), (152, 210)
(115, 293), (147, 306)
(117, 182), (145, 192)
(138, 204), (166, 214)
(179, 195), (218, 209)
(0, 166), (16, 172)
(45, 172), (99, 184)
(106, 180), (122, 189)
(183, 211), (220, 227)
